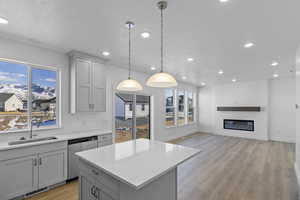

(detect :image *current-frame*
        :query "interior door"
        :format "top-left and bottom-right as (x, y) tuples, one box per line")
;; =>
(38, 149), (66, 188)
(115, 93), (151, 143)
(0, 155), (38, 199)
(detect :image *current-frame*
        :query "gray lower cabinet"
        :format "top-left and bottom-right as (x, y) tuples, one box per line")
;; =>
(38, 149), (67, 188)
(0, 141), (67, 200)
(80, 176), (115, 200)
(0, 155), (38, 199)
(78, 159), (177, 200)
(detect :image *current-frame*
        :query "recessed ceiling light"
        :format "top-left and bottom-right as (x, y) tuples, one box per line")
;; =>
(201, 82), (206, 86)
(0, 17), (8, 24)
(273, 73), (279, 78)
(271, 61), (279, 66)
(150, 66), (156, 71)
(187, 57), (194, 62)
(102, 51), (110, 56)
(219, 0), (229, 2)
(244, 42), (254, 48)
(182, 76), (187, 80)
(141, 32), (151, 38)
(232, 78), (237, 82)
(218, 70), (224, 75)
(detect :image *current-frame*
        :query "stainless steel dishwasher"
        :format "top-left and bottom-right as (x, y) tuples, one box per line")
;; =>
(68, 136), (98, 180)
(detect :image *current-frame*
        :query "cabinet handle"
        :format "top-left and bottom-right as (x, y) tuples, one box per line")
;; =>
(91, 186), (99, 198)
(33, 158), (37, 166)
(39, 158), (42, 165)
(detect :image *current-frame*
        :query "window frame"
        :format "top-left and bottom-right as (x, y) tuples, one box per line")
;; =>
(0, 58), (61, 134)
(164, 89), (197, 128)
(187, 91), (196, 124)
(165, 89), (177, 128)
(177, 90), (187, 127)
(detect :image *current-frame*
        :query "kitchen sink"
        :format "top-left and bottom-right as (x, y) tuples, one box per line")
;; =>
(8, 136), (58, 146)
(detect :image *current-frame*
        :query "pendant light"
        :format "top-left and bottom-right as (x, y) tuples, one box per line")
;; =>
(117, 21), (143, 91)
(146, 1), (178, 88)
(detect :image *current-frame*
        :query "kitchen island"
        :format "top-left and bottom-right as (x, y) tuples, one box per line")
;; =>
(76, 139), (200, 200)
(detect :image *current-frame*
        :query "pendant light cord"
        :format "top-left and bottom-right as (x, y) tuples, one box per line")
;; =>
(128, 23), (132, 79)
(160, 7), (164, 73)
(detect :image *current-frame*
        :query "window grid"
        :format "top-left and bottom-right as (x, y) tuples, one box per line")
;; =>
(165, 89), (196, 128)
(0, 59), (59, 133)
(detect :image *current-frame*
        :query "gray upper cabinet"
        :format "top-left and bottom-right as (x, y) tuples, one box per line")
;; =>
(69, 51), (107, 113)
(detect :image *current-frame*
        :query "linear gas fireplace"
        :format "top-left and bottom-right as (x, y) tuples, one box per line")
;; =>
(224, 119), (254, 132)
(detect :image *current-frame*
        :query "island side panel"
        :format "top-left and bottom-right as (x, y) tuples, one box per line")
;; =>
(119, 168), (177, 200)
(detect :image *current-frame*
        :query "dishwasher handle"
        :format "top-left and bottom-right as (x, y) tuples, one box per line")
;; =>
(68, 136), (98, 145)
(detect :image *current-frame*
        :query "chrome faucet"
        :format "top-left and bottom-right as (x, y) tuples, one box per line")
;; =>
(29, 119), (41, 139)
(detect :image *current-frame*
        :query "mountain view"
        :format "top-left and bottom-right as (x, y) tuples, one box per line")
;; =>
(0, 83), (55, 100)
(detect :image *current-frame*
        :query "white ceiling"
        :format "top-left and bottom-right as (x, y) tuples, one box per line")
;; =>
(0, 0), (299, 86)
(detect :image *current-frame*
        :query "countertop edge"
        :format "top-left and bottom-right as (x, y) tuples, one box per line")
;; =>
(76, 148), (201, 190)
(0, 130), (112, 151)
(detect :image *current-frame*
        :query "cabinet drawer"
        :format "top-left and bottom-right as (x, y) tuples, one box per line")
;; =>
(79, 159), (119, 196)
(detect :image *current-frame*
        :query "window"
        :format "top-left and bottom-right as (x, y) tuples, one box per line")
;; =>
(177, 91), (186, 126)
(129, 103), (133, 111)
(165, 89), (176, 127)
(0, 60), (59, 132)
(188, 92), (195, 123)
(31, 68), (57, 127)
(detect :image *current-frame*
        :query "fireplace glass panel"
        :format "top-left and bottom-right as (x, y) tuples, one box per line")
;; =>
(223, 119), (254, 132)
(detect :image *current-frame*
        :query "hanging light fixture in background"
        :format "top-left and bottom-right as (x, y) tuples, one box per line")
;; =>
(146, 1), (178, 88)
(117, 21), (143, 91)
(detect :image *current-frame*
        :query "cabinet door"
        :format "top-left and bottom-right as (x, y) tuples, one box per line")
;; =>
(38, 149), (67, 188)
(92, 62), (106, 112)
(100, 191), (114, 200)
(77, 59), (92, 112)
(0, 156), (38, 199)
(80, 176), (98, 200)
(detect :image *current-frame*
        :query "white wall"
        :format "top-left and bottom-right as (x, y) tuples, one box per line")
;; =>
(198, 86), (214, 133)
(269, 77), (296, 143)
(296, 44), (300, 183)
(0, 37), (198, 142)
(198, 78), (296, 142)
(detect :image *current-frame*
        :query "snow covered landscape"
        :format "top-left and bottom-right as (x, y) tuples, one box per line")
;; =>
(0, 62), (57, 132)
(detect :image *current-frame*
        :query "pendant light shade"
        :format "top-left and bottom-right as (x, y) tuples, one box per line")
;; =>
(146, 72), (177, 87)
(146, 1), (177, 88)
(117, 21), (143, 92)
(117, 79), (143, 91)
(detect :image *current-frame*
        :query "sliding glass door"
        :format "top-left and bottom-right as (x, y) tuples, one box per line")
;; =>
(115, 93), (150, 143)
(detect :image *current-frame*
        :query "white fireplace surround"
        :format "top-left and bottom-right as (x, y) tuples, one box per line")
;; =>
(198, 80), (269, 141)
(215, 110), (268, 140)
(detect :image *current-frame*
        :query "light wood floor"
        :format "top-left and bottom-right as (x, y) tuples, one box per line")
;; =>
(27, 133), (299, 200)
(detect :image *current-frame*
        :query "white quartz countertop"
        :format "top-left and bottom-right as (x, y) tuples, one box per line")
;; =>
(76, 139), (200, 190)
(0, 130), (112, 151)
